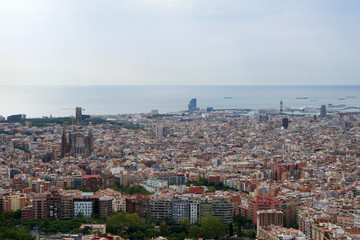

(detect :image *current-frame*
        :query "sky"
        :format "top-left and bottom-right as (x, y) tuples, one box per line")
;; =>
(0, 0), (359, 86)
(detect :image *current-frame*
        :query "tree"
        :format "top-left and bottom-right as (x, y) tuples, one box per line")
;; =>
(201, 217), (226, 239)
(82, 226), (92, 234)
(229, 222), (234, 236)
(178, 217), (190, 233)
(159, 221), (169, 236)
(189, 225), (202, 239)
(208, 186), (216, 192)
(13, 209), (22, 220)
(107, 211), (127, 235)
(215, 182), (224, 189)
(107, 211), (146, 239)
(0, 227), (34, 240)
(144, 222), (157, 239)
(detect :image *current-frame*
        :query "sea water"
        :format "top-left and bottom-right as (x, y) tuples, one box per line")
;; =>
(0, 85), (359, 118)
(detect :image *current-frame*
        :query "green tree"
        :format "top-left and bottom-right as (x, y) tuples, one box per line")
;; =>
(0, 210), (33, 239)
(189, 225), (202, 239)
(178, 217), (190, 233)
(107, 211), (146, 239)
(76, 212), (84, 218)
(0, 227), (34, 240)
(107, 211), (127, 235)
(82, 226), (92, 234)
(215, 182), (225, 189)
(208, 186), (216, 192)
(229, 222), (234, 236)
(13, 209), (22, 220)
(144, 221), (157, 239)
(201, 217), (226, 239)
(159, 221), (170, 236)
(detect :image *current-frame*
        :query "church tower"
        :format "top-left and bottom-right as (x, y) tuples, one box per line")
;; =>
(61, 126), (69, 158)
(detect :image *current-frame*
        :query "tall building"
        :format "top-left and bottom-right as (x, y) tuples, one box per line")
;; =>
(172, 198), (189, 223)
(281, 197), (302, 228)
(74, 195), (95, 218)
(155, 124), (164, 138)
(188, 98), (199, 112)
(33, 194), (47, 219)
(46, 191), (63, 219)
(150, 198), (172, 223)
(98, 197), (113, 219)
(7, 114), (26, 122)
(248, 195), (282, 224)
(3, 193), (27, 211)
(212, 198), (233, 224)
(320, 105), (327, 118)
(44, 191), (74, 220)
(282, 118), (289, 129)
(126, 195), (150, 219)
(155, 125), (170, 138)
(73, 175), (83, 188)
(61, 196), (74, 219)
(199, 198), (212, 222)
(189, 199), (200, 224)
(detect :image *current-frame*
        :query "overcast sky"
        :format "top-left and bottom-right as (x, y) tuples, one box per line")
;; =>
(0, 0), (359, 86)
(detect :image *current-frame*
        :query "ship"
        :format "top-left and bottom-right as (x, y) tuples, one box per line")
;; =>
(296, 97), (308, 99)
(224, 97), (232, 99)
(328, 103), (346, 108)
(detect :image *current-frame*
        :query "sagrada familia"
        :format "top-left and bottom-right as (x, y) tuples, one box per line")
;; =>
(61, 125), (94, 158)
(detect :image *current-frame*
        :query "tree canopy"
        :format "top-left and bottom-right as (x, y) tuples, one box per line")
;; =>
(201, 217), (226, 239)
(0, 210), (34, 240)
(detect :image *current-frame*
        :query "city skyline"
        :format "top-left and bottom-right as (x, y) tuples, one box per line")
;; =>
(0, 0), (359, 86)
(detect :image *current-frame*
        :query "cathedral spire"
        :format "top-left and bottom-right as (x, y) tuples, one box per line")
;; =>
(61, 125), (69, 158)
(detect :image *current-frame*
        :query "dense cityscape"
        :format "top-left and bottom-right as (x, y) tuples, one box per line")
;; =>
(0, 99), (360, 240)
(1, 0), (359, 239)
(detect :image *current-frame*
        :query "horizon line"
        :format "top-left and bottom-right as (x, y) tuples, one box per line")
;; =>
(1, 84), (360, 87)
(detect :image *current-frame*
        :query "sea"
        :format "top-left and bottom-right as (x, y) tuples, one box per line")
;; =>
(0, 85), (360, 118)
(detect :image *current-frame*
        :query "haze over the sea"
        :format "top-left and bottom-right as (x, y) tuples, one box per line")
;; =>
(0, 85), (359, 118)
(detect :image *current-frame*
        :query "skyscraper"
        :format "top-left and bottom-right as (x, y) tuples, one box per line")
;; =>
(282, 118), (289, 129)
(188, 98), (199, 111)
(320, 105), (326, 118)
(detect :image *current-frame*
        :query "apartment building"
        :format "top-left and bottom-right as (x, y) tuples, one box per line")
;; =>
(150, 197), (172, 222)
(172, 197), (189, 223)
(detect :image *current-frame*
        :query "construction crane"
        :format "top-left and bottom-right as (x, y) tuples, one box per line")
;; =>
(61, 107), (86, 127)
